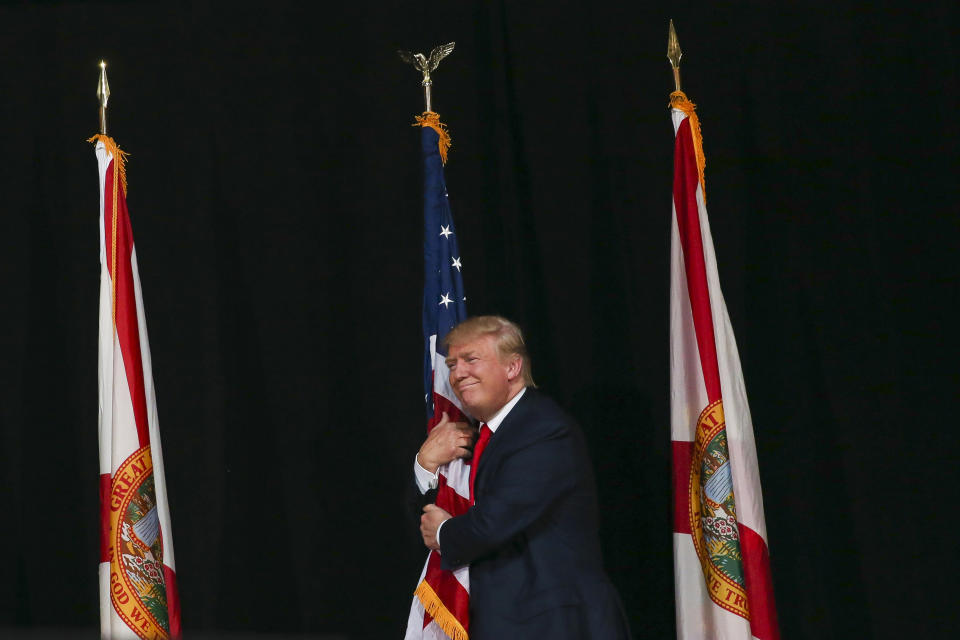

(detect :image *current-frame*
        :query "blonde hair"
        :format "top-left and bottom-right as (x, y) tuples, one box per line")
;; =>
(444, 315), (536, 387)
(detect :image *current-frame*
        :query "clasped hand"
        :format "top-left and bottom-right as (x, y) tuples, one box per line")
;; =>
(420, 504), (451, 551)
(416, 411), (477, 473)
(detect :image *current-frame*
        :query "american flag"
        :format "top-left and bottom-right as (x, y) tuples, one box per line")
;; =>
(421, 122), (467, 418)
(406, 118), (472, 640)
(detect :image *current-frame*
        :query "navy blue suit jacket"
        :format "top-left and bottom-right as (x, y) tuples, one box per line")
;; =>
(435, 388), (631, 639)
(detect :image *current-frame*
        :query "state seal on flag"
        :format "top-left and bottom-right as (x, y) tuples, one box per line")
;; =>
(689, 400), (750, 619)
(107, 445), (170, 639)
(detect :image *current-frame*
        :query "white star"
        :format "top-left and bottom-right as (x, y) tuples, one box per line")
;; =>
(452, 257), (462, 271)
(440, 225), (453, 239)
(439, 293), (453, 308)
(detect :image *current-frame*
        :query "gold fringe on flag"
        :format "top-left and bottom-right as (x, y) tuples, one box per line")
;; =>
(669, 91), (706, 199)
(87, 134), (129, 195)
(413, 111), (452, 165)
(414, 579), (468, 640)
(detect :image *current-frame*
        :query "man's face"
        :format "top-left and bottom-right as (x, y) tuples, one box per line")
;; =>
(446, 333), (519, 422)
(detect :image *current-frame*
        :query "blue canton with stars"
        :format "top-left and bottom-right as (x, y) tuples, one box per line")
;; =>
(422, 126), (466, 419)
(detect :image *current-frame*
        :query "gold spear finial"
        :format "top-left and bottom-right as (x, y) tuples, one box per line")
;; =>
(97, 60), (110, 135)
(667, 20), (682, 92)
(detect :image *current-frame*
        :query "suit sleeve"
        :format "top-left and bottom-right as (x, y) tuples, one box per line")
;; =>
(407, 475), (437, 540)
(438, 426), (577, 569)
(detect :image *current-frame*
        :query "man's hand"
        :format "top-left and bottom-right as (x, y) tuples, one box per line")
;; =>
(417, 412), (477, 473)
(420, 504), (452, 551)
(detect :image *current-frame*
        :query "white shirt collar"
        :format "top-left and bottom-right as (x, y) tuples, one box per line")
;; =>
(483, 387), (527, 433)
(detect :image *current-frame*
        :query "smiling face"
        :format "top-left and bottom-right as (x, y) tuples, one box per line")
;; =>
(446, 333), (524, 422)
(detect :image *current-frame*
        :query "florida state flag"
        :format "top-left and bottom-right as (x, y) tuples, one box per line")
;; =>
(669, 92), (779, 640)
(92, 134), (182, 639)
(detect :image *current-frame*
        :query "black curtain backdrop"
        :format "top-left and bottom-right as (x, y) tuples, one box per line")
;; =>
(1, 1), (957, 639)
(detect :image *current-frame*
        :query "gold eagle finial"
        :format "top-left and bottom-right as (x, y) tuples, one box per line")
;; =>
(398, 42), (455, 112)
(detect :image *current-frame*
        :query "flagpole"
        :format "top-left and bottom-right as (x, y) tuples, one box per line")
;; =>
(667, 20), (682, 92)
(401, 39), (471, 640)
(97, 61), (110, 136)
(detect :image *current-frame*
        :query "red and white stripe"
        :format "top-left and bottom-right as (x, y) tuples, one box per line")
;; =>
(405, 337), (471, 640)
(670, 109), (779, 640)
(97, 140), (181, 639)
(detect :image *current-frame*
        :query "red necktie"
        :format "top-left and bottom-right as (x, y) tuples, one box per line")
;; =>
(468, 424), (493, 505)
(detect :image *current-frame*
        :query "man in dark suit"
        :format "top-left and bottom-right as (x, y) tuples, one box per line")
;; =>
(415, 316), (631, 639)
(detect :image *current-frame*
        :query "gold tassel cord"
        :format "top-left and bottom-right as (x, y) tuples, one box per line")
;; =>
(111, 147), (118, 324)
(87, 134), (129, 195)
(414, 580), (469, 640)
(413, 111), (452, 165)
(88, 134), (128, 325)
(669, 91), (706, 199)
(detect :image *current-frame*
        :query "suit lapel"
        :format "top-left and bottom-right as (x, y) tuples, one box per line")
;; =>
(474, 389), (535, 494)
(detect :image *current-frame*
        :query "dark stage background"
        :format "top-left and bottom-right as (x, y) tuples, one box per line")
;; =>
(1, 1), (957, 638)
